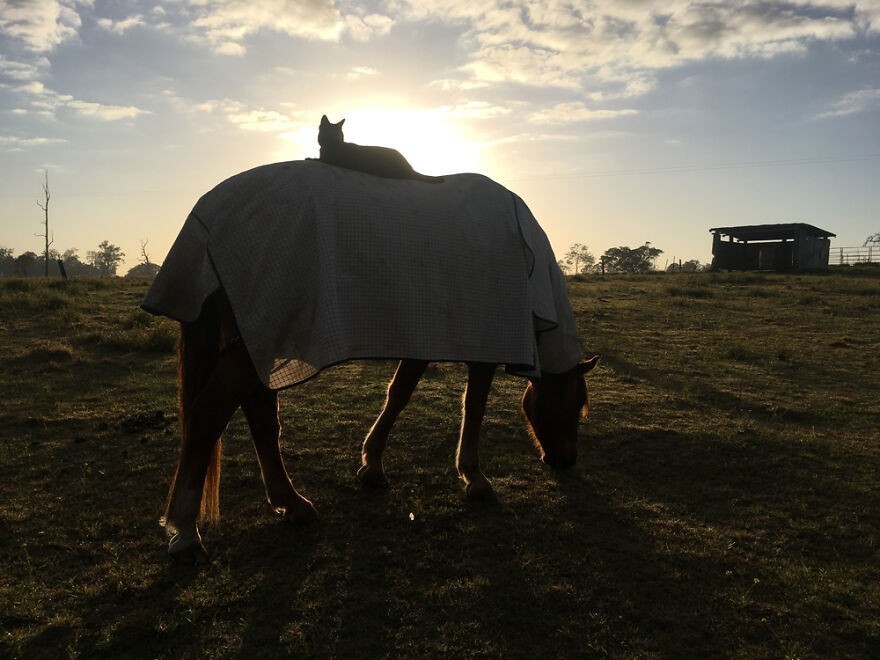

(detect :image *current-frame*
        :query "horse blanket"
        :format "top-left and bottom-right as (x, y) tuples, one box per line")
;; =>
(142, 160), (581, 389)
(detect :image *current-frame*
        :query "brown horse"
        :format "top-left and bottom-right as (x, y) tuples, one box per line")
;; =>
(161, 290), (599, 562)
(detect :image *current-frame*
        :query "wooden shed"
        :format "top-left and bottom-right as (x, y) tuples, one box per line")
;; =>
(709, 223), (836, 272)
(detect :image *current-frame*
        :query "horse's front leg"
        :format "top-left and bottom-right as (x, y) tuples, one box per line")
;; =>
(242, 386), (318, 524)
(457, 362), (496, 499)
(358, 359), (428, 487)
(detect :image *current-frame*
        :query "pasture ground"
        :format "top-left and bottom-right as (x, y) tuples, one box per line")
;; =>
(0, 271), (878, 658)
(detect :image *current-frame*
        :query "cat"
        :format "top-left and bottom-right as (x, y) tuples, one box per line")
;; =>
(317, 115), (443, 183)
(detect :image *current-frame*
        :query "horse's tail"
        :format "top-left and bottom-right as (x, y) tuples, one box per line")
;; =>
(162, 294), (223, 532)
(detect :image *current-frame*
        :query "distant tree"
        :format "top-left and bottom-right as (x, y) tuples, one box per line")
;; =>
(87, 241), (125, 276)
(602, 242), (664, 273)
(864, 233), (880, 246)
(666, 259), (704, 272)
(126, 262), (160, 277)
(34, 248), (61, 277)
(563, 243), (595, 275)
(0, 247), (14, 276)
(35, 170), (53, 276)
(59, 248), (99, 276)
(126, 238), (160, 278)
(14, 251), (38, 276)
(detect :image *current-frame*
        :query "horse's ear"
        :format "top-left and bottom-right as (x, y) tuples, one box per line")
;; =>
(321, 114), (330, 125)
(339, 118), (345, 127)
(578, 355), (600, 374)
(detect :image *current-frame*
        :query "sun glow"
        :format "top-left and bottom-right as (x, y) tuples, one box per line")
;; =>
(280, 107), (485, 176)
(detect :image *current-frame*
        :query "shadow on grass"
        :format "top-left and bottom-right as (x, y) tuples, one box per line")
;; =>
(580, 422), (880, 656)
(600, 354), (824, 425)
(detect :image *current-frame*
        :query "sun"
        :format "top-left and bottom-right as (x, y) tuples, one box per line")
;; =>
(278, 106), (488, 176)
(328, 107), (487, 176)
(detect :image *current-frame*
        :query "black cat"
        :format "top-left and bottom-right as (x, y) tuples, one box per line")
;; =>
(317, 115), (443, 183)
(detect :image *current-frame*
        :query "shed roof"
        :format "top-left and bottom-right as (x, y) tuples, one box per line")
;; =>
(709, 223), (836, 241)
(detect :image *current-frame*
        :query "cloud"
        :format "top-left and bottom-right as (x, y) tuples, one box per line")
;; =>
(0, 135), (67, 151)
(195, 97), (304, 133)
(227, 108), (298, 132)
(856, 3), (880, 32)
(96, 15), (145, 35)
(0, 54), (50, 81)
(397, 1), (868, 95)
(213, 41), (246, 56)
(815, 87), (880, 119)
(428, 78), (489, 92)
(462, 43), (583, 89)
(345, 13), (394, 42)
(16, 81), (148, 120)
(529, 102), (637, 124)
(177, 2), (394, 54)
(185, 0), (344, 54)
(437, 101), (511, 119)
(0, 0), (85, 53)
(65, 99), (145, 120)
(344, 66), (379, 80)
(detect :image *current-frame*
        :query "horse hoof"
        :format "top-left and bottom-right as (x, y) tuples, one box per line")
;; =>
(357, 464), (389, 488)
(465, 480), (496, 501)
(283, 500), (319, 525)
(168, 535), (210, 565)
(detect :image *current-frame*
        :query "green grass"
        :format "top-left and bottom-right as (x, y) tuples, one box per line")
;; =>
(1, 271), (878, 658)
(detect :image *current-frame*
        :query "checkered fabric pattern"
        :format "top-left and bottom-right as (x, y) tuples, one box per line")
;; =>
(143, 160), (582, 389)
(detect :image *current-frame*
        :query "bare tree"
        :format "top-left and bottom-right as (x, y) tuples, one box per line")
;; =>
(139, 239), (152, 265)
(126, 238), (161, 277)
(864, 233), (880, 246)
(35, 169), (53, 276)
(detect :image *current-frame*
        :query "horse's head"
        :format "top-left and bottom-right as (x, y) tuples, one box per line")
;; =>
(521, 356), (599, 469)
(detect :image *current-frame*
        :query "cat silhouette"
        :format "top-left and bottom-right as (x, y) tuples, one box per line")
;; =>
(317, 115), (443, 183)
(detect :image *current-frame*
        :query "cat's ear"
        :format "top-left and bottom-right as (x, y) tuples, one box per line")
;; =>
(320, 114), (330, 125)
(338, 118), (345, 127)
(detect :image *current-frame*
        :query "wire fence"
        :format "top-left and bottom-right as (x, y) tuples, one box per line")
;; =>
(832, 245), (880, 265)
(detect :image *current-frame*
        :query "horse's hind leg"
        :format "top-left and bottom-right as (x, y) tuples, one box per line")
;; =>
(164, 347), (255, 561)
(358, 359), (428, 487)
(457, 362), (496, 499)
(241, 386), (317, 523)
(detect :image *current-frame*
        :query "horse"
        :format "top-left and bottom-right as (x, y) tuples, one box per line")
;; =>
(143, 160), (599, 561)
(160, 289), (599, 563)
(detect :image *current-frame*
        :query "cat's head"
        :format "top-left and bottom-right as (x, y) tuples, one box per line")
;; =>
(318, 115), (345, 147)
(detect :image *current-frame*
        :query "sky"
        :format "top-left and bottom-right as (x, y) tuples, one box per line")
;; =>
(1, 0), (879, 272)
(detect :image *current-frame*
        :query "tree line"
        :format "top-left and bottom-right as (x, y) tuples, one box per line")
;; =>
(0, 241), (159, 278)
(561, 242), (679, 274)
(559, 242), (708, 274)
(559, 242), (661, 274)
(2, 171), (160, 279)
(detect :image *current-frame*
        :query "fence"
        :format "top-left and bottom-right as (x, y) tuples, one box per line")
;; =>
(832, 245), (880, 265)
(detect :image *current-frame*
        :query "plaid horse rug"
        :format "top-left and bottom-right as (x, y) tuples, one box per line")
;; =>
(142, 160), (581, 389)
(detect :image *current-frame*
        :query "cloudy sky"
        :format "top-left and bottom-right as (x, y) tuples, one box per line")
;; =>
(1, 0), (878, 271)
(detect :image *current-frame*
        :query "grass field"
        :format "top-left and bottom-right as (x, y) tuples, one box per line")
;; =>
(1, 271), (878, 658)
